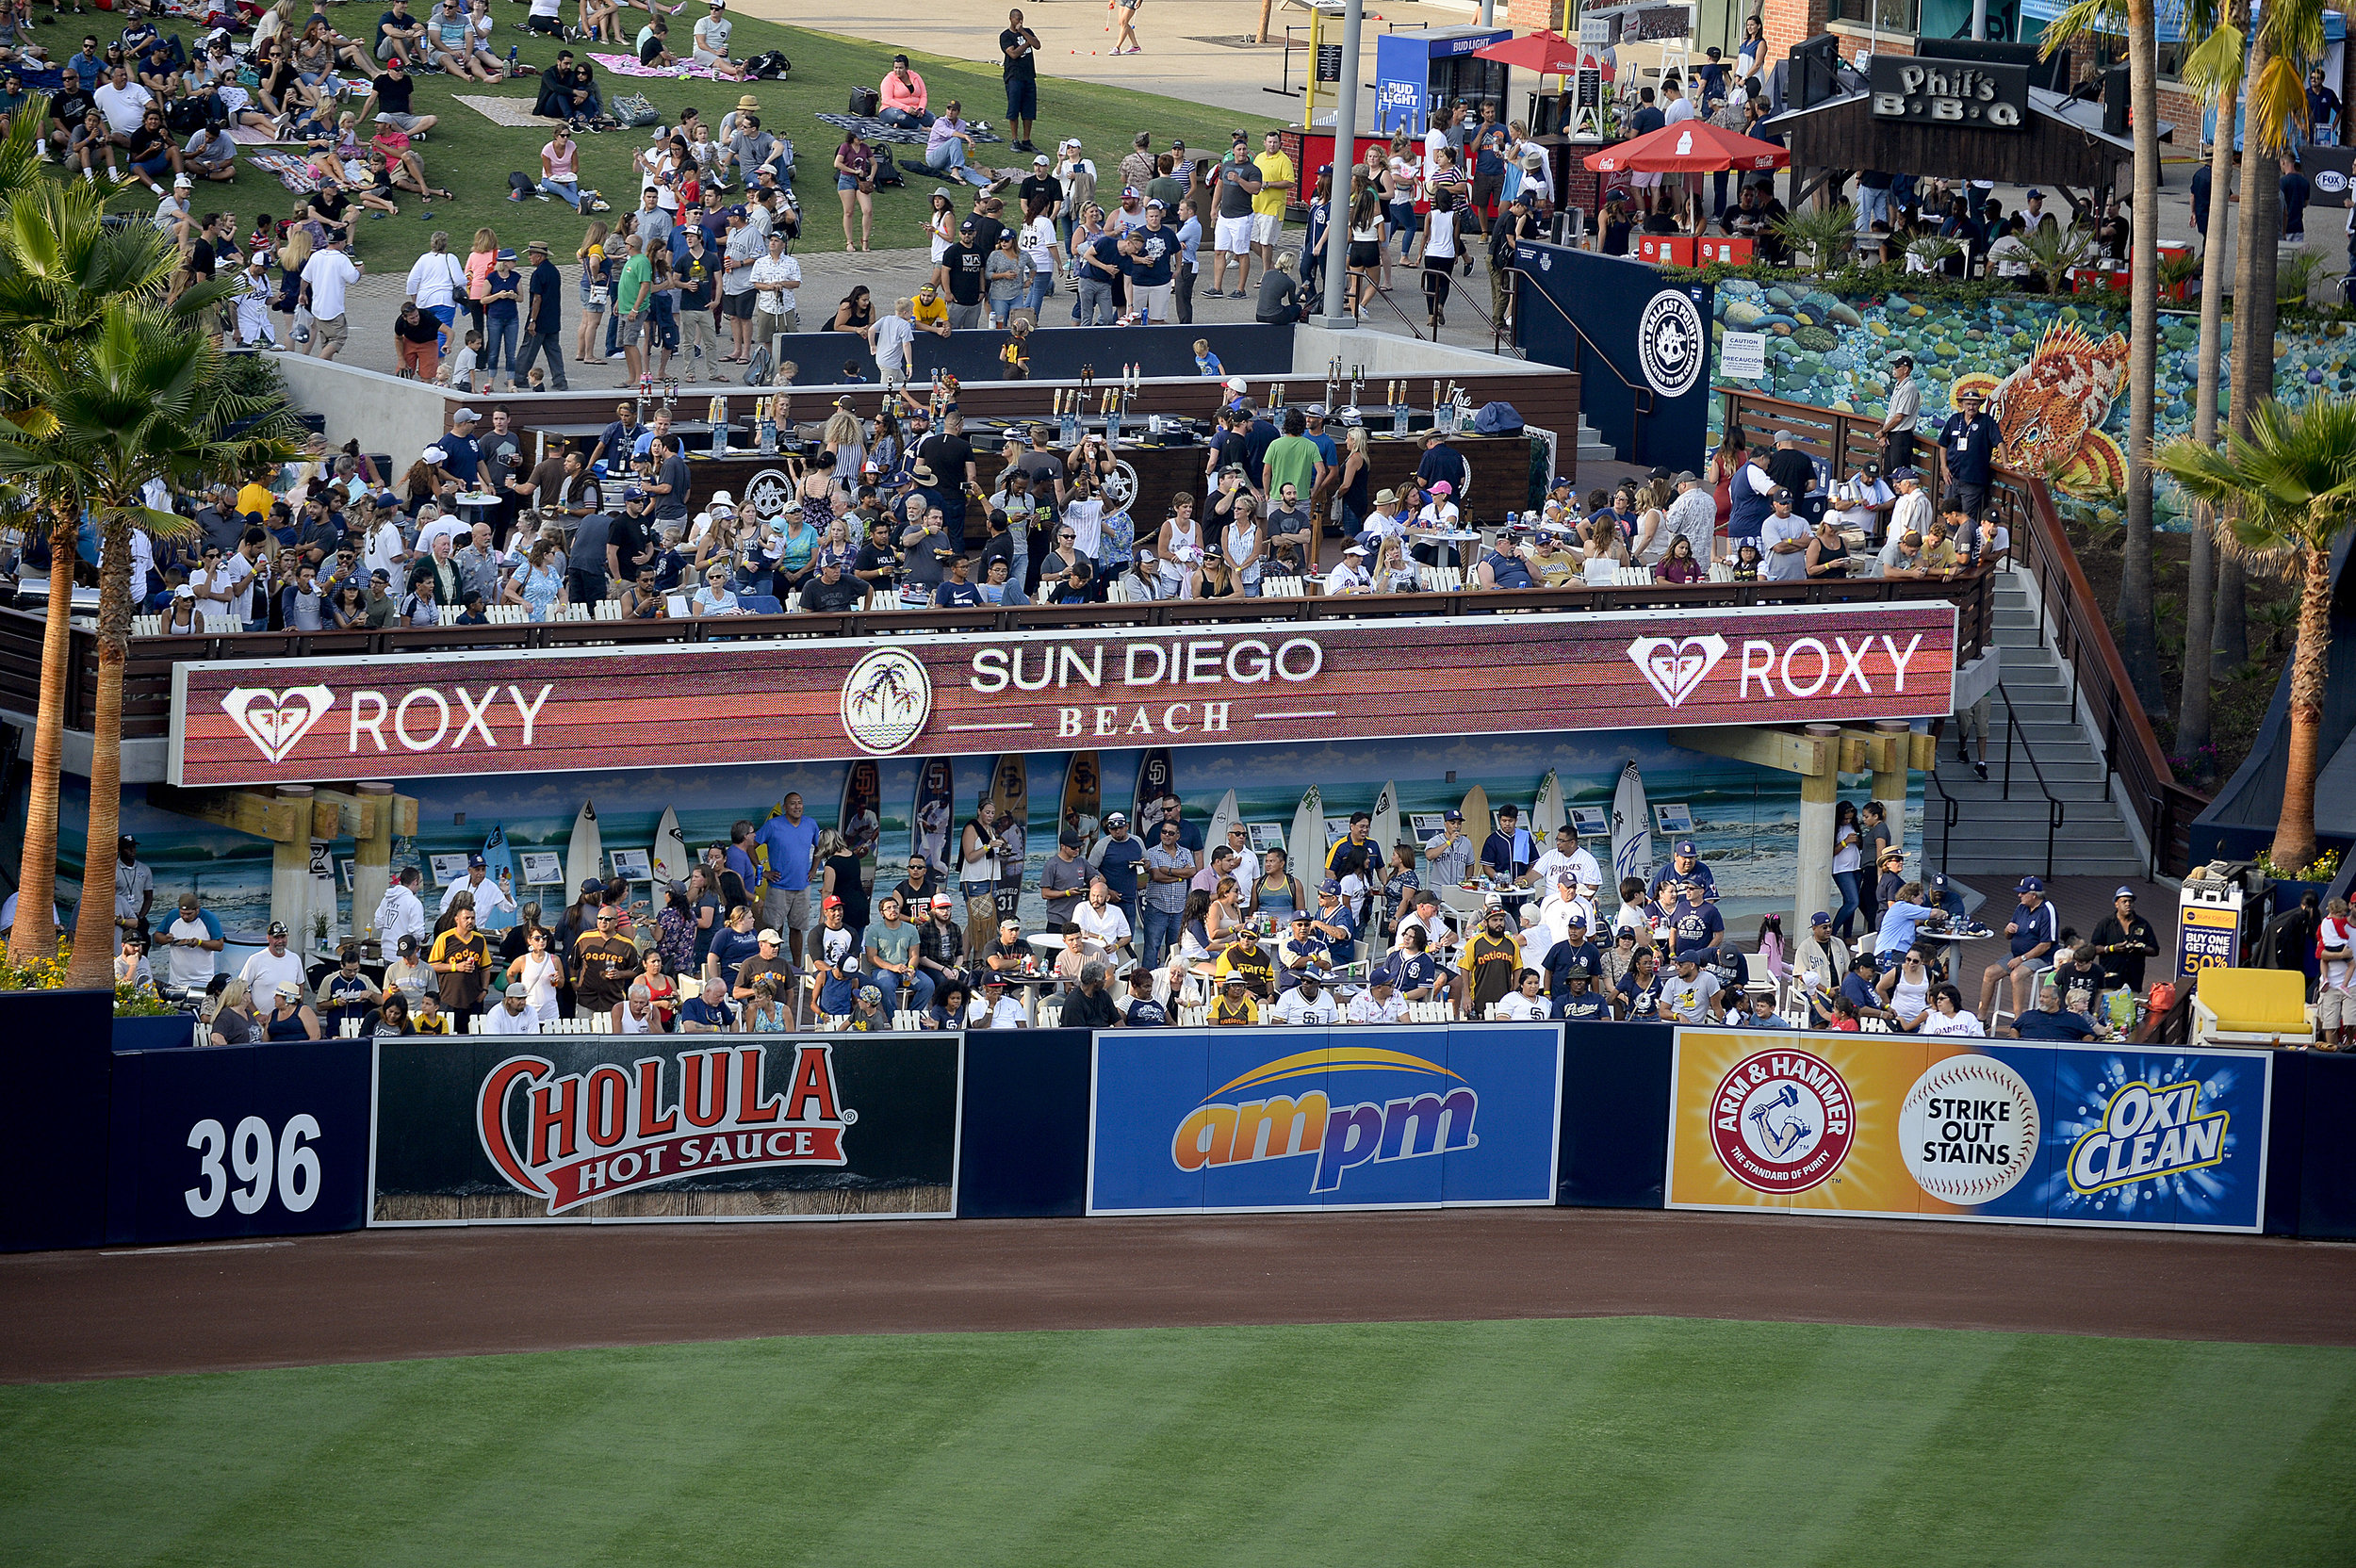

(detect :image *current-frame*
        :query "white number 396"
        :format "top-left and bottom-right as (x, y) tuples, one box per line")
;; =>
(184, 1115), (323, 1218)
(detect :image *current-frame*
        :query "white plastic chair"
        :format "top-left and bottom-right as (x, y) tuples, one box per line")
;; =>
(1178, 1005), (1209, 1026)
(1037, 1003), (1063, 1028)
(1706, 562), (1737, 583)
(131, 613), (161, 636)
(665, 594), (693, 618)
(892, 1009), (924, 1031)
(202, 613), (238, 633)
(1263, 575), (1303, 597)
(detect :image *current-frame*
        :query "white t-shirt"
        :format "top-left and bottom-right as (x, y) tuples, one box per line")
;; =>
(1496, 991), (1553, 1021)
(871, 313), (915, 377)
(239, 947), (308, 1003)
(2321, 916), (2354, 989)
(1063, 498), (1104, 559)
(1270, 987), (1340, 1024)
(1761, 511), (1812, 580)
(405, 249), (469, 312)
(483, 1000), (542, 1034)
(303, 249), (361, 319)
(1832, 476), (1892, 534)
(163, 916), (218, 990)
(1921, 1008), (1988, 1037)
(364, 520), (408, 582)
(1347, 989), (1410, 1024)
(96, 80), (154, 135)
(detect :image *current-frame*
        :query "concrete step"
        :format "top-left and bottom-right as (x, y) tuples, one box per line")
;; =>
(1993, 606), (2042, 630)
(1934, 758), (2111, 786)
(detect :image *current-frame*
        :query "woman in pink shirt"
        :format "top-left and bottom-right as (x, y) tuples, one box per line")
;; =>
(878, 55), (931, 129)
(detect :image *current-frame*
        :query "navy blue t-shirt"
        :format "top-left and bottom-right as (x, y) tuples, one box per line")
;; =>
(439, 433), (481, 484)
(1086, 232), (1125, 284)
(1126, 225), (1175, 287)
(2013, 1005), (2097, 1041)
(1125, 997), (1169, 1026)
(1558, 989), (1610, 1021)
(1092, 832), (1147, 908)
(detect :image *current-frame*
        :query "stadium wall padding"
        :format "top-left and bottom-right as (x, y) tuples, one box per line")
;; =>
(957, 1027), (1094, 1218)
(13, 1019), (2354, 1248)
(0, 988), (113, 1252)
(1557, 1021), (1674, 1209)
(777, 321), (1292, 386)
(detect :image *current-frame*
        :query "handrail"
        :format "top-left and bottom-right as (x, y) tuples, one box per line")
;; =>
(1995, 678), (2067, 879)
(1352, 276), (1428, 341)
(1505, 262), (1655, 408)
(1717, 385), (2204, 877)
(1923, 764), (1961, 879)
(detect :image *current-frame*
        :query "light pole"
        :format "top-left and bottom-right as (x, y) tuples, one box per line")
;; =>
(1317, 0), (1365, 331)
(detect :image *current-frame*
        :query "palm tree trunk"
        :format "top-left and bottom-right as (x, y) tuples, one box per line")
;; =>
(5, 505), (76, 967)
(2219, 60), (2282, 676)
(2271, 525), (2331, 872)
(62, 517), (130, 991)
(2118, 0), (2166, 717)
(2178, 12), (2245, 765)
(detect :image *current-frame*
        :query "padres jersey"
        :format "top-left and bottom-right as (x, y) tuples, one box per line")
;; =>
(1461, 931), (1521, 1009)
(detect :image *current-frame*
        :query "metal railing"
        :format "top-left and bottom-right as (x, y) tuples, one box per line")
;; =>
(1501, 263), (1655, 435)
(1995, 678), (2067, 879)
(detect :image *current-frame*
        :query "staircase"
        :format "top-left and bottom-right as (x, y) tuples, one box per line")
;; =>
(1572, 416), (1614, 467)
(1925, 570), (2148, 880)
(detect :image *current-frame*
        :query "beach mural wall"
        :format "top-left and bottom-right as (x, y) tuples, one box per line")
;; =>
(1707, 278), (2356, 531)
(26, 733), (1931, 943)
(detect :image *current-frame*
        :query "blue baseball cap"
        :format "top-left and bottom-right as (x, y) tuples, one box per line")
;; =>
(1563, 911), (1587, 926)
(1675, 840), (1698, 857)
(2113, 886), (2137, 900)
(1809, 910), (1831, 925)
(1929, 872), (1949, 890)
(1444, 808), (1464, 822)
(466, 853), (486, 867)
(580, 878), (603, 892)
(2016, 875), (2045, 893)
(1319, 878), (1341, 894)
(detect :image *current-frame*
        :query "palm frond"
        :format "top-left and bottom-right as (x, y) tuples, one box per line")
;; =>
(2179, 24), (2246, 102)
(2247, 56), (2314, 155)
(2155, 395), (2356, 569)
(2037, 0), (2128, 56)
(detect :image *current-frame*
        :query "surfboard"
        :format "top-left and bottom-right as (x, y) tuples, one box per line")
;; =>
(1532, 769), (1566, 844)
(479, 824), (519, 931)
(648, 808), (690, 891)
(1288, 785), (1324, 885)
(564, 800), (602, 900)
(841, 761), (883, 873)
(1611, 760), (1654, 890)
(1060, 750), (1103, 852)
(989, 753), (1028, 920)
(1203, 789), (1240, 854)
(1133, 746), (1174, 837)
(1371, 781), (1401, 863)
(1458, 782), (1492, 855)
(912, 758), (956, 872)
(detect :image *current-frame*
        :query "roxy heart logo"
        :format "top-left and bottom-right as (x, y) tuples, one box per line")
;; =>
(221, 685), (335, 763)
(1626, 634), (1729, 710)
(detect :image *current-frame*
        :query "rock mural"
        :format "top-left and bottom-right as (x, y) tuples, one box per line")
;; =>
(1708, 276), (2356, 530)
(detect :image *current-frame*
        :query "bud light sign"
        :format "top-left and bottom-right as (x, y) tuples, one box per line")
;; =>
(1088, 1027), (1562, 1214)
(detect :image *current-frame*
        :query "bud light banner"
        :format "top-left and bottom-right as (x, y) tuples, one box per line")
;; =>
(368, 1034), (962, 1224)
(1088, 1026), (1563, 1215)
(1663, 1030), (2272, 1232)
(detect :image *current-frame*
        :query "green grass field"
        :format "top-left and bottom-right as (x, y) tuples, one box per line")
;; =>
(4, 1315), (2353, 1566)
(104, 12), (1279, 265)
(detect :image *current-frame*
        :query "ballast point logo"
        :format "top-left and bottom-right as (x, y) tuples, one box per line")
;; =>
(478, 1045), (855, 1215)
(1710, 1048), (1855, 1194)
(1170, 1047), (1478, 1195)
(2068, 1077), (2228, 1196)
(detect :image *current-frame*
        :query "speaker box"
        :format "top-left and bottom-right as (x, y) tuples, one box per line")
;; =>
(2102, 61), (2128, 137)
(1787, 33), (1843, 111)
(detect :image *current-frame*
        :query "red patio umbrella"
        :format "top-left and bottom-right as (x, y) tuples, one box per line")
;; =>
(1582, 120), (1790, 174)
(1469, 30), (1593, 76)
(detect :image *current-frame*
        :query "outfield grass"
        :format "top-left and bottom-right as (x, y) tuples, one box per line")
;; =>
(3, 1315), (2352, 1566)
(103, 12), (1279, 267)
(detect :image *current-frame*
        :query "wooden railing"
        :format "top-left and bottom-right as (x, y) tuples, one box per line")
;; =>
(0, 568), (1994, 744)
(1719, 386), (2204, 876)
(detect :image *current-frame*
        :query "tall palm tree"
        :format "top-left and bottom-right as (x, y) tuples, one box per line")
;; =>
(2041, 0), (2164, 715)
(2173, 0), (2248, 760)
(0, 303), (300, 988)
(0, 171), (189, 968)
(2218, 0), (2330, 676)
(2155, 396), (2356, 871)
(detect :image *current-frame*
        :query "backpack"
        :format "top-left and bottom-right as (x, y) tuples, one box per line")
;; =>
(746, 50), (790, 80)
(743, 342), (771, 385)
(610, 92), (660, 128)
(1472, 400), (1524, 435)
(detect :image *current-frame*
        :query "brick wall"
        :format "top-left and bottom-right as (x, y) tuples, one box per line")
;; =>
(1506, 0), (1558, 31)
(1759, 0), (1833, 70)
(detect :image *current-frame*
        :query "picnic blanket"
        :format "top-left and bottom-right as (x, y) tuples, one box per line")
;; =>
(591, 51), (717, 80)
(454, 92), (564, 128)
(815, 111), (1002, 148)
(247, 153), (321, 196)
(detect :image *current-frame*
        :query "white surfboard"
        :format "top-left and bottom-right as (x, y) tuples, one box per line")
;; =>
(649, 807), (691, 890)
(1370, 781), (1402, 862)
(564, 800), (603, 899)
(1532, 769), (1566, 843)
(1288, 785), (1324, 884)
(1203, 788), (1240, 851)
(1610, 761), (1652, 890)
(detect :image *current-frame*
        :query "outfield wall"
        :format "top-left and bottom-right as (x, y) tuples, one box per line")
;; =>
(10, 1000), (2355, 1250)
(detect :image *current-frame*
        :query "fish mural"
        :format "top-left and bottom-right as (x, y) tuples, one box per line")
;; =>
(1949, 320), (2131, 497)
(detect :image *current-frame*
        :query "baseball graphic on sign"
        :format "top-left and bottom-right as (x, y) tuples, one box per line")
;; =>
(841, 647), (932, 756)
(1899, 1054), (2041, 1205)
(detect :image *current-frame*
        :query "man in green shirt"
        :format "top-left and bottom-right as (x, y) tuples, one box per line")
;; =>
(1260, 406), (1324, 504)
(863, 892), (934, 1013)
(614, 233), (654, 385)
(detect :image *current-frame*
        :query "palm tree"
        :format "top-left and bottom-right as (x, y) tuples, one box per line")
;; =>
(2219, 0), (2331, 676)
(1770, 202), (1857, 275)
(2154, 397), (2356, 871)
(2041, 0), (2164, 715)
(0, 172), (189, 968)
(2173, 0), (2249, 761)
(0, 303), (300, 988)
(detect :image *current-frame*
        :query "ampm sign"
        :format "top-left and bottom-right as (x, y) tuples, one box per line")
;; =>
(1088, 1027), (1563, 1215)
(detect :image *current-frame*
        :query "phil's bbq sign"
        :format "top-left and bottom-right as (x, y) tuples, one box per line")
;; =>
(170, 603), (1956, 785)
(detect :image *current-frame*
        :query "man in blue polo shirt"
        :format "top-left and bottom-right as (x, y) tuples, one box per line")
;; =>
(1978, 874), (2058, 1022)
(2006, 979), (2098, 1041)
(754, 792), (823, 968)
(1540, 910), (1604, 1004)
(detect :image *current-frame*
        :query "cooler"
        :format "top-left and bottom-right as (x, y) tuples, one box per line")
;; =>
(1693, 236), (1754, 265)
(1372, 25), (1512, 137)
(1636, 233), (1694, 266)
